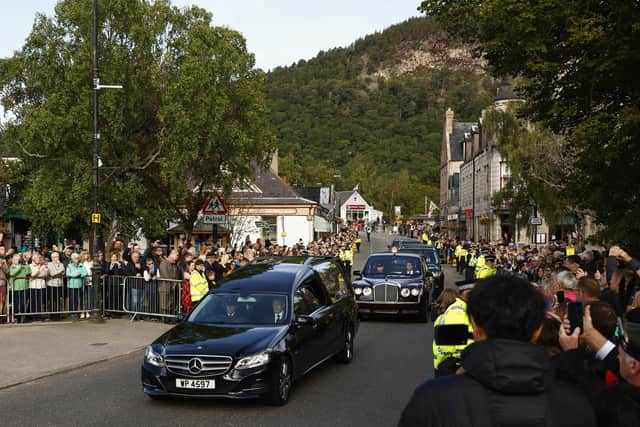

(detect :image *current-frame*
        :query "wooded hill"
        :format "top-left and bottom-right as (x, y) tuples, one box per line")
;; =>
(265, 16), (495, 217)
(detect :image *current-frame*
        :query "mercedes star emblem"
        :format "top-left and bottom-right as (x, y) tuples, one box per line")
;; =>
(188, 357), (203, 374)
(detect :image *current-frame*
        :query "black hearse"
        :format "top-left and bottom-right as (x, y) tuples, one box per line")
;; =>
(141, 258), (358, 405)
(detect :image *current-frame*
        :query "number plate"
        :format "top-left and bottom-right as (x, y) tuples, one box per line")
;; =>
(175, 379), (216, 389)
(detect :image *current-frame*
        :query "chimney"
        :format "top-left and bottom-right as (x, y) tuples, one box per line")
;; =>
(445, 108), (454, 140)
(270, 148), (279, 176)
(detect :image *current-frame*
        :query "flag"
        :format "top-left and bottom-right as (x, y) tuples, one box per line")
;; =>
(428, 201), (438, 218)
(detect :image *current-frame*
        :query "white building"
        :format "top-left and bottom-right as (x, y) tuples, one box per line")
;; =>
(336, 189), (382, 223)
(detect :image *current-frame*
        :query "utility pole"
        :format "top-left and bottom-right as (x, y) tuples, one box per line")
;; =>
(91, 0), (121, 319)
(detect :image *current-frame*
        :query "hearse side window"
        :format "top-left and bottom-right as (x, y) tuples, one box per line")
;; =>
(314, 261), (351, 303)
(293, 283), (323, 315)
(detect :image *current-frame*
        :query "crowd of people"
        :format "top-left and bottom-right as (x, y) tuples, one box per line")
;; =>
(0, 224), (362, 323)
(400, 231), (640, 426)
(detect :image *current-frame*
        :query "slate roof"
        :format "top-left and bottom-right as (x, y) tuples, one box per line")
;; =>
(449, 122), (475, 161)
(230, 168), (317, 206)
(335, 190), (356, 209)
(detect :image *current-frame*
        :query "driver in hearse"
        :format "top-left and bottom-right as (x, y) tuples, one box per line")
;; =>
(271, 297), (286, 324)
(375, 262), (385, 274)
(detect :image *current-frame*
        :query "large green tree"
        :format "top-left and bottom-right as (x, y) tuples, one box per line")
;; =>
(0, 0), (273, 243)
(420, 0), (640, 249)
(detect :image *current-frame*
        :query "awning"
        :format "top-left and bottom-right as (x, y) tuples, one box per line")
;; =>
(3, 208), (26, 221)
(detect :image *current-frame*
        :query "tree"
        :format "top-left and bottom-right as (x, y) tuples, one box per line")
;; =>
(0, 0), (274, 243)
(421, 0), (640, 250)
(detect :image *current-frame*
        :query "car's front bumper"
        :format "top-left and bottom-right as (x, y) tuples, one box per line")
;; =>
(356, 300), (423, 316)
(141, 362), (275, 399)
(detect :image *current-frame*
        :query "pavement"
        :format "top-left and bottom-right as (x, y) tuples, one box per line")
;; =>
(0, 231), (464, 427)
(0, 318), (172, 390)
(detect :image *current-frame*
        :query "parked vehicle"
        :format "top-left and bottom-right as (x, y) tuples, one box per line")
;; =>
(141, 258), (359, 405)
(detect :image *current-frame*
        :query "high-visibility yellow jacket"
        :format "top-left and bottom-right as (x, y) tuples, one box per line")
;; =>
(468, 253), (477, 267)
(459, 248), (468, 259)
(476, 265), (497, 280)
(340, 249), (353, 263)
(189, 270), (209, 302)
(355, 237), (362, 244)
(433, 298), (473, 369)
(454, 245), (462, 258)
(435, 241), (442, 250)
(474, 254), (485, 276)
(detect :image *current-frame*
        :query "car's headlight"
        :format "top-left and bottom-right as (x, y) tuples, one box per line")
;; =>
(400, 288), (411, 298)
(354, 287), (363, 295)
(432, 271), (441, 277)
(235, 351), (270, 370)
(145, 346), (165, 367)
(362, 287), (372, 296)
(411, 288), (421, 297)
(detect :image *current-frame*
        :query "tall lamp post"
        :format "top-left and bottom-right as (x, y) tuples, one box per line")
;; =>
(91, 0), (121, 319)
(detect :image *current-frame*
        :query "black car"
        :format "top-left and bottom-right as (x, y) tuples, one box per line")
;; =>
(352, 252), (432, 322)
(141, 258), (359, 405)
(397, 246), (444, 299)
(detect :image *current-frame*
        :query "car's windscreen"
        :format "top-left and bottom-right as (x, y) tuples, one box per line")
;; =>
(188, 292), (289, 325)
(399, 249), (438, 265)
(363, 256), (422, 277)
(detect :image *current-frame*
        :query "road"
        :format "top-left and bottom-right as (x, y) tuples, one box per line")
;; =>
(1, 232), (462, 427)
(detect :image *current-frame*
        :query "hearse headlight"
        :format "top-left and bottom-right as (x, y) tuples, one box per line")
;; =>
(362, 287), (372, 297)
(235, 351), (270, 370)
(354, 287), (363, 295)
(411, 288), (421, 297)
(432, 271), (441, 277)
(400, 288), (411, 298)
(144, 345), (165, 368)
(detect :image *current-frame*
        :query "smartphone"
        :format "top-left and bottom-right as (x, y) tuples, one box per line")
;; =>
(567, 302), (583, 333)
(556, 291), (565, 304)
(434, 324), (471, 346)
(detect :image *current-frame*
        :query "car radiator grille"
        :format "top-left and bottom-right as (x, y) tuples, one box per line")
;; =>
(165, 354), (233, 377)
(373, 284), (399, 302)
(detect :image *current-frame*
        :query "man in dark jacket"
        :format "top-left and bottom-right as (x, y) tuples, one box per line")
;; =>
(594, 308), (640, 426)
(398, 275), (596, 427)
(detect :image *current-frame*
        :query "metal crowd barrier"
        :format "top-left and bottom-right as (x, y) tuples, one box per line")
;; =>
(7, 275), (101, 322)
(122, 276), (182, 319)
(1, 274), (183, 323)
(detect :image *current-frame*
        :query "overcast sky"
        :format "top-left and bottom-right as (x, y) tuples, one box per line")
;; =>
(0, 0), (422, 71)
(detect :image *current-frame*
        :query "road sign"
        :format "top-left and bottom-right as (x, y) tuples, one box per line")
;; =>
(530, 217), (542, 225)
(203, 214), (226, 224)
(91, 213), (101, 224)
(201, 193), (227, 214)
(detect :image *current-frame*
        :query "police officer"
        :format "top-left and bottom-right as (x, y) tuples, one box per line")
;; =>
(339, 246), (353, 275)
(476, 255), (497, 279)
(432, 280), (474, 376)
(466, 247), (477, 281)
(457, 244), (468, 274)
(474, 249), (487, 279)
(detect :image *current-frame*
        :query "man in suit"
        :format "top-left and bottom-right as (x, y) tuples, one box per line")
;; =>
(271, 298), (286, 324)
(405, 261), (418, 276)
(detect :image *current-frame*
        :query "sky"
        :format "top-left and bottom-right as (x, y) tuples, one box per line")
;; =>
(0, 0), (422, 71)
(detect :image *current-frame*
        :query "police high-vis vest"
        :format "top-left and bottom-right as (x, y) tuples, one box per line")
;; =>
(433, 298), (474, 369)
(468, 253), (477, 268)
(474, 254), (485, 276)
(189, 270), (209, 302)
(476, 265), (497, 280)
